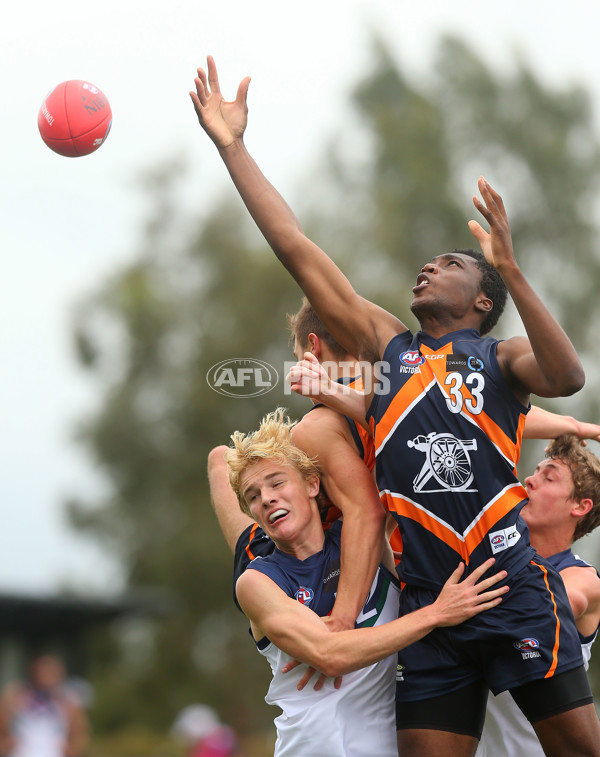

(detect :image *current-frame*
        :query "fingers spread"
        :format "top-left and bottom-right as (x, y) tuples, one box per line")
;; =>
(206, 55), (221, 95)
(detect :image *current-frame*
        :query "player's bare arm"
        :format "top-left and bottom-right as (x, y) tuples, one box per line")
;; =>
(291, 409), (387, 631)
(191, 57), (403, 364)
(287, 352), (369, 431)
(560, 565), (600, 638)
(523, 406), (600, 443)
(236, 558), (508, 679)
(208, 445), (255, 554)
(469, 176), (584, 401)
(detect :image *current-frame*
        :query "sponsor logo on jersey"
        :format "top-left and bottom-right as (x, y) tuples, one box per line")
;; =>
(514, 638), (541, 659)
(399, 350), (425, 367)
(295, 587), (314, 606)
(396, 664), (405, 682)
(488, 524), (521, 554)
(323, 560), (340, 594)
(446, 354), (485, 372)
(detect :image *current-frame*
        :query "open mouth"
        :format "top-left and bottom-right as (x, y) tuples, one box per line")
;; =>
(413, 274), (430, 293)
(268, 509), (289, 524)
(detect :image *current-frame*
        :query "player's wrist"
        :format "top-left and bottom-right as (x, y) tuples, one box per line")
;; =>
(416, 603), (445, 631)
(328, 609), (358, 632)
(218, 135), (245, 155)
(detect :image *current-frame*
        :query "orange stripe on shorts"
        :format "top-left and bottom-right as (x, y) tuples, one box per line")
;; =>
(531, 559), (560, 678)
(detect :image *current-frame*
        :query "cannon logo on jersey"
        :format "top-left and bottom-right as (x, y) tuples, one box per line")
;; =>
(407, 432), (477, 493)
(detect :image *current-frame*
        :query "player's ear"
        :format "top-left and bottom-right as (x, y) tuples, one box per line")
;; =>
(475, 294), (493, 314)
(307, 333), (322, 359)
(306, 474), (320, 499)
(573, 497), (593, 519)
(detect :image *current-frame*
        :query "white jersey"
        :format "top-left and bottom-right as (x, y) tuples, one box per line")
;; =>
(476, 550), (598, 757)
(10, 689), (69, 757)
(247, 522), (400, 757)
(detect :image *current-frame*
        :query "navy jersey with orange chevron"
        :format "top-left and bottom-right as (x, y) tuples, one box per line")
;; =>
(367, 328), (533, 590)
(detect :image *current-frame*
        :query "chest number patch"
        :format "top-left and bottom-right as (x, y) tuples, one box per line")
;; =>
(444, 372), (485, 415)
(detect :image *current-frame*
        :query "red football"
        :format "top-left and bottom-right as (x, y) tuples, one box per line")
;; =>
(38, 80), (112, 157)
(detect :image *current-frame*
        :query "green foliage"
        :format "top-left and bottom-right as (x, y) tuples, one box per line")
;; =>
(69, 33), (600, 741)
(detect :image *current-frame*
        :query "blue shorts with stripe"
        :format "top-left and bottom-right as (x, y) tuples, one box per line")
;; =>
(396, 554), (584, 702)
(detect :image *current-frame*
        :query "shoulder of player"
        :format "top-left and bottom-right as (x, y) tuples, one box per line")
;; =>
(236, 566), (285, 614)
(293, 407), (354, 447)
(495, 334), (530, 362)
(235, 569), (275, 640)
(561, 565), (600, 611)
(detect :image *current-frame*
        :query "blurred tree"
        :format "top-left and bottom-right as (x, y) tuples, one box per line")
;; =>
(69, 33), (600, 742)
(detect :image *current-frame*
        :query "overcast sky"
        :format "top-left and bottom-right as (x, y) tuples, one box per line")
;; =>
(3, 0), (600, 596)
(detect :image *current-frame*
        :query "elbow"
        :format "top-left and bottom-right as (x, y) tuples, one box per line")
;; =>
(545, 364), (585, 398)
(560, 367), (585, 397)
(207, 445), (229, 472)
(308, 644), (352, 678)
(316, 655), (349, 679)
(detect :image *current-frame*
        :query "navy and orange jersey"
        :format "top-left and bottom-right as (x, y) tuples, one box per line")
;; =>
(367, 328), (533, 590)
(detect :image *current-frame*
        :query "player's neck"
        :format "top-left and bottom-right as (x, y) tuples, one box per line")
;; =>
(275, 522), (326, 561)
(530, 531), (572, 559)
(417, 313), (482, 340)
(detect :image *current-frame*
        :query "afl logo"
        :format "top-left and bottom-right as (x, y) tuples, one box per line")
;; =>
(400, 350), (425, 367)
(295, 587), (314, 606)
(491, 535), (505, 546)
(514, 638), (539, 651)
(206, 358), (279, 398)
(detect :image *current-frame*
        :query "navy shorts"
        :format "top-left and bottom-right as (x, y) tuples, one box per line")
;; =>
(396, 554), (584, 703)
(232, 523), (274, 610)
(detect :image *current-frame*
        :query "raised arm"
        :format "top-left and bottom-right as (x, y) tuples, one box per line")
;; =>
(469, 177), (584, 401)
(236, 558), (507, 678)
(190, 56), (403, 362)
(207, 445), (256, 554)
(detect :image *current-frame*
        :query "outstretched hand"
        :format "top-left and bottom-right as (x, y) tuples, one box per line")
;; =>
(468, 176), (516, 273)
(190, 55), (251, 149)
(433, 557), (509, 626)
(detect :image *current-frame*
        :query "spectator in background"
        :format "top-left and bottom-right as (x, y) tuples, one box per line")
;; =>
(0, 654), (89, 757)
(171, 704), (242, 757)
